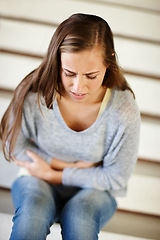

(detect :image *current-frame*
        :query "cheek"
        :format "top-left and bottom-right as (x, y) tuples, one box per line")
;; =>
(61, 74), (69, 88)
(90, 78), (104, 90)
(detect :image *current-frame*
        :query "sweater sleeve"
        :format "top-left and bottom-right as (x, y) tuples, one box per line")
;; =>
(13, 93), (52, 164)
(62, 99), (141, 194)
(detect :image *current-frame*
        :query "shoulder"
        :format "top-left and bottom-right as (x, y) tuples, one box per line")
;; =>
(112, 88), (135, 107)
(22, 92), (47, 130)
(23, 92), (54, 119)
(24, 91), (37, 105)
(23, 92), (38, 113)
(23, 91), (47, 109)
(109, 88), (141, 125)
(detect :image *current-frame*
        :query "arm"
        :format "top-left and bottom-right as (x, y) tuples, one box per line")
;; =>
(62, 110), (141, 192)
(50, 158), (101, 170)
(13, 93), (52, 164)
(13, 151), (62, 184)
(13, 151), (99, 184)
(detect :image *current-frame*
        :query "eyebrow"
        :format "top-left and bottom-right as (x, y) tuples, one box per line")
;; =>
(63, 68), (99, 75)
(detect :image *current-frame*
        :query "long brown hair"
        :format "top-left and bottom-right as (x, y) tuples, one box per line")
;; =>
(0, 13), (134, 161)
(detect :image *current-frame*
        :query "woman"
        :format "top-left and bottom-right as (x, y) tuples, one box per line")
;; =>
(0, 13), (140, 240)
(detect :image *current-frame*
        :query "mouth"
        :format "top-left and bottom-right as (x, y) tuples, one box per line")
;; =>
(70, 91), (87, 99)
(72, 92), (85, 96)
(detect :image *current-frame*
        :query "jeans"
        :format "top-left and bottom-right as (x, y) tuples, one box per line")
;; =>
(10, 176), (117, 240)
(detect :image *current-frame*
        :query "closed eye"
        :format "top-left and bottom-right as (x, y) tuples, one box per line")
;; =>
(86, 74), (98, 80)
(64, 72), (76, 77)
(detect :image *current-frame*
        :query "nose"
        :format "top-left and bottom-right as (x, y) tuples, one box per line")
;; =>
(73, 75), (85, 93)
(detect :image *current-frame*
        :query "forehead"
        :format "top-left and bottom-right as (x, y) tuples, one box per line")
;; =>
(61, 47), (105, 72)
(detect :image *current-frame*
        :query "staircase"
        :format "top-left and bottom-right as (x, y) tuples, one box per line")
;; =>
(0, 0), (160, 239)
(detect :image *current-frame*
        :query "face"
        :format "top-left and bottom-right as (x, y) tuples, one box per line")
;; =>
(60, 46), (107, 103)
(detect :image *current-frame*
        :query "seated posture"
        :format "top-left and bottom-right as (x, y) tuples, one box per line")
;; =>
(0, 13), (140, 240)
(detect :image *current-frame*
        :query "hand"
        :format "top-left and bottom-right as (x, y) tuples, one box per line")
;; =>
(13, 151), (62, 184)
(75, 161), (102, 168)
(51, 158), (76, 170)
(51, 158), (101, 170)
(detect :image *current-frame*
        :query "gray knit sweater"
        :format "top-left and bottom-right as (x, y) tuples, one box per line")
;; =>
(14, 88), (140, 197)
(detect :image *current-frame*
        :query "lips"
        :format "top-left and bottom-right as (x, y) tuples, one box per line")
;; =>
(70, 91), (86, 99)
(73, 92), (85, 96)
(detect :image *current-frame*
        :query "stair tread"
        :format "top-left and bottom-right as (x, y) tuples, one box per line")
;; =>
(117, 174), (160, 216)
(1, 0), (160, 41)
(0, 53), (41, 90)
(0, 19), (160, 76)
(0, 212), (154, 240)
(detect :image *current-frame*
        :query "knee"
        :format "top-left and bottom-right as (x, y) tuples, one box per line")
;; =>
(10, 197), (55, 240)
(13, 183), (55, 224)
(60, 189), (117, 240)
(10, 215), (51, 240)
(61, 211), (98, 240)
(60, 190), (101, 240)
(10, 177), (56, 240)
(10, 197), (53, 240)
(12, 176), (54, 213)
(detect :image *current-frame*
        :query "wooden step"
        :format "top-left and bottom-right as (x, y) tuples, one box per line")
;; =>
(1, 50), (159, 120)
(117, 174), (160, 216)
(0, 148), (19, 189)
(0, 53), (160, 118)
(135, 159), (160, 178)
(0, 1), (159, 239)
(1, 0), (160, 41)
(0, 212), (155, 240)
(0, 19), (54, 55)
(0, 18), (160, 76)
(0, 189), (159, 239)
(127, 75), (160, 116)
(103, 210), (160, 240)
(0, 53), (41, 89)
(97, 0), (160, 12)
(139, 119), (160, 162)
(0, 92), (13, 117)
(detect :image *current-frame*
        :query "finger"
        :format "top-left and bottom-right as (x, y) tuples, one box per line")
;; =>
(26, 150), (39, 162)
(77, 161), (90, 166)
(12, 156), (29, 168)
